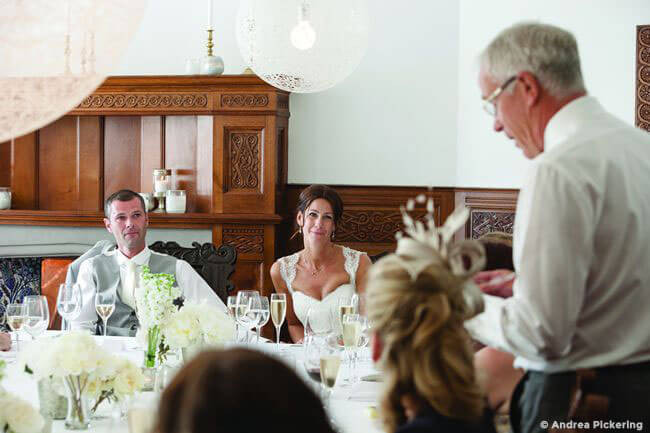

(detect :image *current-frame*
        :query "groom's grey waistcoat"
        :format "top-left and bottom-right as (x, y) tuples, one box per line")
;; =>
(91, 252), (178, 336)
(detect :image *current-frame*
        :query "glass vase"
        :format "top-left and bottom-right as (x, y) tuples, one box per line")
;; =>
(63, 375), (91, 430)
(144, 326), (161, 369)
(38, 376), (68, 420)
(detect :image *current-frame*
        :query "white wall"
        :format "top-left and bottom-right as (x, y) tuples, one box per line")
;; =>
(456, 0), (650, 188)
(114, 0), (461, 187)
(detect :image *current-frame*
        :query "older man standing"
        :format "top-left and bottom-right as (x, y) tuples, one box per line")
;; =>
(71, 189), (227, 336)
(465, 22), (650, 432)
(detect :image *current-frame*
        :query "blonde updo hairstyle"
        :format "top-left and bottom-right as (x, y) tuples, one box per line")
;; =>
(367, 253), (485, 432)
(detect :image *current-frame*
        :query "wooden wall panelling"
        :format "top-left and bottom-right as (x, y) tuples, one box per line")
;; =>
(164, 116), (200, 212)
(0, 141), (10, 187)
(103, 117), (142, 199)
(454, 189), (519, 240)
(38, 117), (78, 210)
(9, 133), (38, 209)
(77, 117), (103, 210)
(214, 116), (271, 214)
(195, 115), (215, 213)
(636, 25), (650, 132)
(140, 116), (164, 194)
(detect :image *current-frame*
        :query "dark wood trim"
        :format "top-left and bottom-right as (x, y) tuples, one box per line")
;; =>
(454, 188), (519, 240)
(636, 25), (650, 132)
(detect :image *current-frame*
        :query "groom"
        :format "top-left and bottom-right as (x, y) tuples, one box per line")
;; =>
(71, 189), (226, 336)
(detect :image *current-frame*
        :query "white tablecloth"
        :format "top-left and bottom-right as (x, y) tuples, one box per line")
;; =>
(0, 333), (383, 433)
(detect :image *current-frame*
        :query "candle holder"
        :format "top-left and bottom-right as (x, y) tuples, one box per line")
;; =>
(153, 191), (167, 213)
(201, 29), (224, 75)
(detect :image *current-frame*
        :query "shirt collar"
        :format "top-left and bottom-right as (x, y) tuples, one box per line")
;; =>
(115, 246), (151, 267)
(544, 95), (603, 152)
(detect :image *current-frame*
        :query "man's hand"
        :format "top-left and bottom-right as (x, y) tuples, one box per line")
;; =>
(474, 269), (515, 298)
(0, 332), (11, 351)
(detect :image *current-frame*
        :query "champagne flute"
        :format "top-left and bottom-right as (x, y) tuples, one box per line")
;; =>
(337, 296), (357, 334)
(227, 295), (241, 342)
(342, 313), (362, 385)
(57, 283), (82, 331)
(319, 343), (342, 425)
(270, 293), (287, 349)
(96, 291), (116, 337)
(254, 296), (270, 344)
(23, 295), (49, 340)
(5, 303), (26, 351)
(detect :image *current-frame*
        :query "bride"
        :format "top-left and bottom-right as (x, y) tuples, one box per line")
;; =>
(270, 185), (371, 343)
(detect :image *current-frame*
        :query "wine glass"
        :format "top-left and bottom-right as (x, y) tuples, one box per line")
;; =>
(341, 313), (362, 385)
(57, 283), (82, 331)
(5, 303), (26, 351)
(319, 342), (342, 426)
(226, 295), (240, 342)
(95, 291), (116, 337)
(337, 295), (358, 335)
(254, 296), (270, 344)
(235, 290), (260, 344)
(270, 293), (287, 349)
(23, 295), (49, 340)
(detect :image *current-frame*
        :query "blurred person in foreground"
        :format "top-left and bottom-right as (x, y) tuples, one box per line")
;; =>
(467, 22), (650, 432)
(366, 200), (496, 433)
(0, 332), (10, 351)
(156, 348), (334, 433)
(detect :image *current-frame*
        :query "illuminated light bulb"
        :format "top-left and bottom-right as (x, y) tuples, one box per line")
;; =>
(290, 19), (316, 50)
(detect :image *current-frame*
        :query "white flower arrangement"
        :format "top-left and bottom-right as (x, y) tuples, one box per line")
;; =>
(0, 356), (44, 433)
(163, 302), (235, 350)
(87, 356), (144, 412)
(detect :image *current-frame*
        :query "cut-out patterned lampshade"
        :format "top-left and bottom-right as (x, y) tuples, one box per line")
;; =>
(0, 0), (147, 143)
(236, 0), (369, 93)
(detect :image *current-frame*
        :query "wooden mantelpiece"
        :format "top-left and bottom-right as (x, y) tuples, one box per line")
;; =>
(0, 75), (290, 295)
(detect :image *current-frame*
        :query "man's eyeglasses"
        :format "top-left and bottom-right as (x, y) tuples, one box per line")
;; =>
(482, 75), (517, 117)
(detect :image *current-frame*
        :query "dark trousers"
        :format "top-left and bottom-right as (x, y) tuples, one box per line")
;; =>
(510, 362), (650, 433)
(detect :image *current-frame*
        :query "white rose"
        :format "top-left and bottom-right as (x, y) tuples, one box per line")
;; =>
(0, 396), (45, 433)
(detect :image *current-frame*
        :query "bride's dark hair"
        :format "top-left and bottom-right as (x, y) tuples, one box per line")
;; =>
(292, 184), (344, 239)
(156, 348), (334, 433)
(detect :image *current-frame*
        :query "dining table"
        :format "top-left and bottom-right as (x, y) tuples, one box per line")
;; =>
(0, 332), (384, 433)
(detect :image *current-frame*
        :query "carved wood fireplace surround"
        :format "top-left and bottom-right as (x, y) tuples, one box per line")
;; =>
(0, 76), (289, 294)
(0, 75), (521, 295)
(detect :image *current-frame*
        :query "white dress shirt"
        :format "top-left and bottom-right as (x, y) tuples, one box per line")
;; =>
(466, 96), (650, 372)
(73, 246), (227, 330)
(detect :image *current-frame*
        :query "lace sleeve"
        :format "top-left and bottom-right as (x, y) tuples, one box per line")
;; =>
(342, 247), (362, 288)
(279, 253), (300, 293)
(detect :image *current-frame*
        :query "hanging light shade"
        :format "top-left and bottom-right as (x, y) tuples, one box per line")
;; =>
(0, 0), (147, 143)
(236, 0), (369, 93)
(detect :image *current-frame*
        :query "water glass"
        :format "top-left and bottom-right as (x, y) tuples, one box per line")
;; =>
(23, 295), (49, 340)
(57, 283), (82, 331)
(227, 295), (241, 342)
(254, 296), (270, 344)
(235, 290), (260, 343)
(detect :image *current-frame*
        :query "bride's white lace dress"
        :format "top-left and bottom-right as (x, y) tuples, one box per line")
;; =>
(278, 246), (363, 335)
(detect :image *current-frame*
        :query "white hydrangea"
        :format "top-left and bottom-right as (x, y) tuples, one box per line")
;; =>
(163, 302), (235, 349)
(0, 392), (45, 433)
(87, 355), (144, 399)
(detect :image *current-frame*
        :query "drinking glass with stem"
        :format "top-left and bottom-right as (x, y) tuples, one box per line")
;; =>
(270, 293), (287, 349)
(226, 295), (241, 342)
(337, 294), (358, 336)
(341, 313), (363, 385)
(57, 283), (82, 331)
(5, 303), (26, 351)
(235, 290), (261, 344)
(23, 295), (49, 340)
(319, 341), (342, 426)
(253, 296), (270, 344)
(95, 291), (116, 337)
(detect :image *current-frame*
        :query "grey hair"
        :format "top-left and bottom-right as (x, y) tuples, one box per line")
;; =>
(480, 22), (586, 99)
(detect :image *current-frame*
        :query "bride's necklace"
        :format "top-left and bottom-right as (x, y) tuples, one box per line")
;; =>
(303, 248), (332, 277)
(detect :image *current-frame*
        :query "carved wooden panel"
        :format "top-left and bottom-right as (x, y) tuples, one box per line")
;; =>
(223, 226), (265, 255)
(226, 132), (261, 191)
(335, 209), (430, 243)
(220, 94), (269, 107)
(637, 25), (650, 132)
(470, 211), (515, 239)
(79, 93), (208, 109)
(277, 94), (289, 110)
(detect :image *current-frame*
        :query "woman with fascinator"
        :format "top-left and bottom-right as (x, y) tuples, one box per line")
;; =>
(270, 185), (372, 343)
(366, 201), (496, 433)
